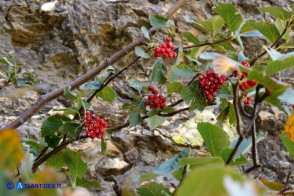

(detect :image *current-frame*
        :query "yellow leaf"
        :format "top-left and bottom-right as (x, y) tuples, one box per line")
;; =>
(259, 177), (284, 191)
(284, 111), (294, 142)
(0, 129), (24, 171)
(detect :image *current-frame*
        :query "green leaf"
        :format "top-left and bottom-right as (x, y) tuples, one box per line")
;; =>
(198, 16), (225, 35)
(215, 3), (243, 32)
(149, 14), (169, 28)
(137, 182), (172, 196)
(96, 86), (116, 103)
(41, 116), (64, 137)
(129, 77), (142, 93)
(64, 86), (77, 100)
(259, 178), (284, 191)
(280, 133), (294, 159)
(179, 157), (224, 168)
(80, 81), (102, 90)
(135, 172), (159, 184)
(266, 55), (294, 75)
(44, 135), (61, 148)
(64, 149), (87, 187)
(76, 177), (101, 190)
(135, 46), (150, 59)
(197, 122), (230, 156)
(216, 105), (230, 125)
(101, 138), (107, 153)
(153, 148), (190, 176)
(182, 32), (200, 44)
(129, 110), (141, 127)
(228, 103), (236, 125)
(46, 151), (66, 170)
(166, 82), (184, 94)
(167, 64), (196, 83)
(22, 138), (40, 150)
(151, 58), (166, 85)
(181, 81), (207, 111)
(259, 6), (292, 21)
(59, 122), (81, 140)
(176, 167), (245, 196)
(141, 26), (150, 39)
(147, 115), (165, 130)
(245, 21), (280, 42)
(81, 99), (90, 111)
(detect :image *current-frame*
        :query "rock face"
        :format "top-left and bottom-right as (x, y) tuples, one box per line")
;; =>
(0, 0), (294, 195)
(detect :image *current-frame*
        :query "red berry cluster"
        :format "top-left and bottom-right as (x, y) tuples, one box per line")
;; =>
(84, 111), (108, 139)
(145, 86), (166, 109)
(233, 61), (250, 79)
(154, 37), (177, 58)
(199, 70), (227, 102)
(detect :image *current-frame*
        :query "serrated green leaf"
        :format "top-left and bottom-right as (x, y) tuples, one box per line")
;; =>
(259, 6), (292, 21)
(137, 182), (172, 196)
(96, 86), (116, 103)
(129, 110), (141, 127)
(141, 26), (150, 39)
(41, 116), (64, 137)
(147, 115), (165, 130)
(266, 55), (294, 75)
(149, 14), (169, 28)
(64, 149), (87, 187)
(129, 77), (142, 93)
(197, 122), (230, 156)
(59, 122), (81, 140)
(46, 151), (66, 170)
(153, 148), (190, 176)
(182, 32), (200, 44)
(76, 177), (102, 190)
(215, 3), (243, 32)
(245, 21), (280, 42)
(280, 133), (294, 159)
(44, 135), (61, 148)
(181, 81), (207, 111)
(198, 16), (225, 35)
(151, 58), (166, 85)
(64, 86), (77, 100)
(135, 46), (150, 59)
(166, 82), (184, 94)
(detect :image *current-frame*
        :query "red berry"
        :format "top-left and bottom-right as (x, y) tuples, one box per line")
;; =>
(154, 52), (160, 57)
(166, 37), (172, 42)
(148, 86), (154, 91)
(265, 88), (271, 95)
(161, 43), (167, 48)
(247, 80), (256, 87)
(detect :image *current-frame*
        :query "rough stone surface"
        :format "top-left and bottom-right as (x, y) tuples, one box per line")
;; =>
(1, 0), (294, 195)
